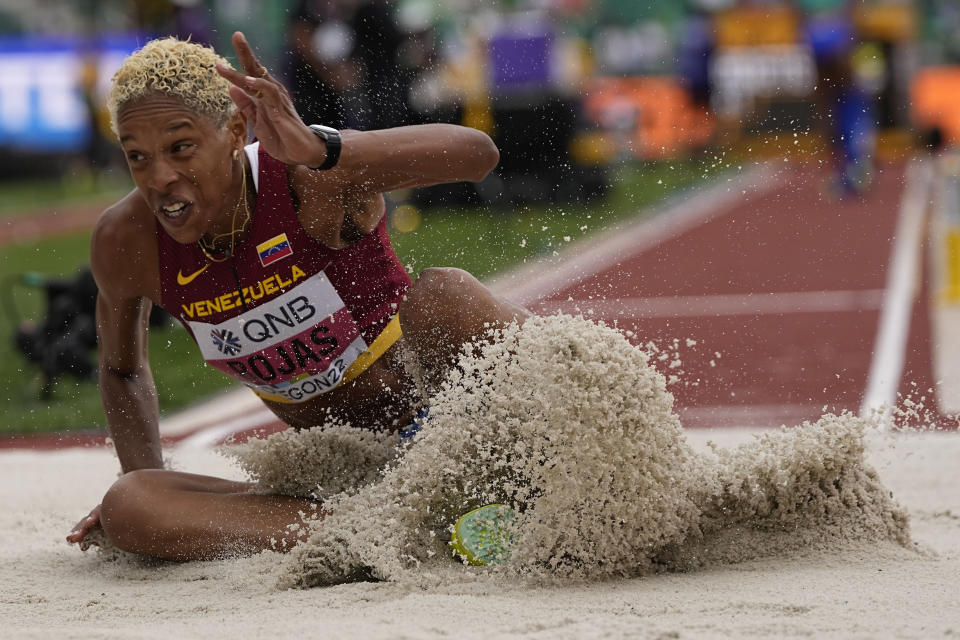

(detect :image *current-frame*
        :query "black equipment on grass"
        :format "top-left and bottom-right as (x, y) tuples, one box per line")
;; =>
(5, 268), (98, 398)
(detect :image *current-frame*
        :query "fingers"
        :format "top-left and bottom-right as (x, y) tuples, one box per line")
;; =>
(216, 65), (280, 101)
(228, 85), (255, 113)
(228, 86), (258, 124)
(231, 31), (269, 80)
(66, 514), (100, 543)
(215, 62), (254, 93)
(217, 32), (292, 105)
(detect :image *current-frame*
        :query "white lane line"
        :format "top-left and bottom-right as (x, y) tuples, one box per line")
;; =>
(678, 403), (827, 428)
(535, 289), (885, 318)
(175, 408), (278, 450)
(860, 159), (934, 425)
(159, 387), (263, 438)
(487, 164), (785, 306)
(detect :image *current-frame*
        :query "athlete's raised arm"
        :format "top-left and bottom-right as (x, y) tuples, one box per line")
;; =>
(215, 32), (499, 194)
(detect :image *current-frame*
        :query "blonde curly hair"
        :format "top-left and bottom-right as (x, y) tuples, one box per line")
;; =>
(107, 37), (236, 135)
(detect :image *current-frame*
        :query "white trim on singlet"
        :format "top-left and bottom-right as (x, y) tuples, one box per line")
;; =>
(244, 141), (260, 193)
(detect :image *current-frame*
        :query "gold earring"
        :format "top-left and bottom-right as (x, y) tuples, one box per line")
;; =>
(232, 149), (239, 160)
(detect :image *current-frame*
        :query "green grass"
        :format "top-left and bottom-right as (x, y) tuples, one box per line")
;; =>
(0, 171), (132, 217)
(0, 232), (237, 434)
(0, 158), (721, 435)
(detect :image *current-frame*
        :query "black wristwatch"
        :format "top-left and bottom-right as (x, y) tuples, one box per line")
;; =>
(307, 124), (342, 170)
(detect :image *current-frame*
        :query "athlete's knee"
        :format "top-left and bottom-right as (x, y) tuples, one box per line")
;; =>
(406, 267), (473, 308)
(402, 268), (466, 330)
(100, 470), (162, 552)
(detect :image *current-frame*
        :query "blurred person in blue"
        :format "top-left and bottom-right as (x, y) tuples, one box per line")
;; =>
(65, 32), (528, 560)
(809, 14), (876, 197)
(677, 9), (714, 110)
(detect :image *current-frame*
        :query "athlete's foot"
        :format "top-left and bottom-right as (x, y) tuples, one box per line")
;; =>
(450, 504), (515, 566)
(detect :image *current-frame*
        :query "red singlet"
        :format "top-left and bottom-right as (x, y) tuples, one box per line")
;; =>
(155, 143), (412, 404)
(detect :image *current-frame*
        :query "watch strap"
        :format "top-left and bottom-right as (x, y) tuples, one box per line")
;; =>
(307, 125), (342, 171)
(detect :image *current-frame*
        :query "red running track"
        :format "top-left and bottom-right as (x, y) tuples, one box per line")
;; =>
(503, 160), (946, 428)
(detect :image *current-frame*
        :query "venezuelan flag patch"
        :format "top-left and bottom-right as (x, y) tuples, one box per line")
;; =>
(257, 233), (293, 267)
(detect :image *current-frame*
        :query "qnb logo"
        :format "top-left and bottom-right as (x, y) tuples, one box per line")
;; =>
(242, 296), (317, 344)
(211, 328), (242, 355)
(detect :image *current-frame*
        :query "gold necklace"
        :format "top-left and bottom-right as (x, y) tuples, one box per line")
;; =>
(197, 157), (250, 262)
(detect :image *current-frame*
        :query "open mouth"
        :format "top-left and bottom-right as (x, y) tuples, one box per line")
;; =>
(159, 200), (192, 221)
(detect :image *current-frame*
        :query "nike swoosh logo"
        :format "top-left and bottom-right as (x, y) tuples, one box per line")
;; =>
(177, 264), (210, 286)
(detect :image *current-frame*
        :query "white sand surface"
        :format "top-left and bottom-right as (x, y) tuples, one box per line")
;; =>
(3, 316), (958, 639)
(1, 429), (958, 639)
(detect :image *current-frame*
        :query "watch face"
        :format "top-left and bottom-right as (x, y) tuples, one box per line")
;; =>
(311, 125), (338, 139)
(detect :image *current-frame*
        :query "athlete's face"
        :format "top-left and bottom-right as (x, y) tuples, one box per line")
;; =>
(117, 95), (245, 244)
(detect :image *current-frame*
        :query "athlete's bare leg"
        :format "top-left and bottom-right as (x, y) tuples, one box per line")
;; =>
(99, 469), (318, 561)
(399, 267), (530, 386)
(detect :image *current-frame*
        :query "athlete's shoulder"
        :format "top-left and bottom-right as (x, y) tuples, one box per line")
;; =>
(91, 189), (159, 300)
(93, 189), (152, 245)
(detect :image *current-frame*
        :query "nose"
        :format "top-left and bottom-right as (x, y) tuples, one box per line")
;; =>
(146, 156), (179, 193)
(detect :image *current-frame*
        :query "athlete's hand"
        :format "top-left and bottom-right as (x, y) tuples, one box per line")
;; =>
(67, 505), (102, 551)
(216, 31), (331, 169)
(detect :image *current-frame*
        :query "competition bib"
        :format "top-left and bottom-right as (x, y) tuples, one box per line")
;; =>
(187, 271), (367, 403)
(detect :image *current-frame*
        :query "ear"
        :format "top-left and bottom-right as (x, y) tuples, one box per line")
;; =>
(227, 110), (249, 151)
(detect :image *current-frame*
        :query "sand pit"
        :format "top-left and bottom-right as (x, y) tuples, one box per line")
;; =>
(3, 315), (959, 638)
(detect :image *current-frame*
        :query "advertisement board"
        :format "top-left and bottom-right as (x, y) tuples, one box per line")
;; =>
(0, 34), (139, 154)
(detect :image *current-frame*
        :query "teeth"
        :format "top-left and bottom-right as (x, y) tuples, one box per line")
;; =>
(161, 202), (187, 217)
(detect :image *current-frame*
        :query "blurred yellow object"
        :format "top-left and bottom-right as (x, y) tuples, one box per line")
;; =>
(462, 96), (494, 137)
(446, 29), (494, 136)
(852, 42), (885, 78)
(944, 229), (960, 304)
(391, 205), (422, 234)
(874, 129), (915, 162)
(733, 129), (828, 161)
(570, 131), (616, 166)
(714, 6), (799, 48)
(855, 3), (915, 42)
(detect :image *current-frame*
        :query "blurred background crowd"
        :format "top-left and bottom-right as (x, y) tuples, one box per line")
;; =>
(2, 0), (959, 204)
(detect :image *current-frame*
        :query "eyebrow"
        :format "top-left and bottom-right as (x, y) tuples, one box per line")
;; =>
(164, 121), (193, 135)
(119, 121), (194, 144)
